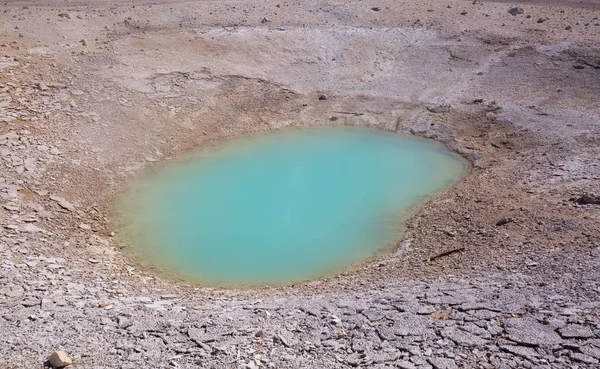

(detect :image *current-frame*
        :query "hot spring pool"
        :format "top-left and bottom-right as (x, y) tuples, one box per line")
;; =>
(118, 127), (468, 287)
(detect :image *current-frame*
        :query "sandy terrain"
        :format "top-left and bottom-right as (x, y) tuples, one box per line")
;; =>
(0, 0), (599, 368)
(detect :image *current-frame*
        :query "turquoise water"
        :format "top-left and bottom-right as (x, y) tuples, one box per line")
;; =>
(118, 127), (467, 287)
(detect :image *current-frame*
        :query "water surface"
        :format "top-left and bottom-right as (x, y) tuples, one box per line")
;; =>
(118, 127), (467, 286)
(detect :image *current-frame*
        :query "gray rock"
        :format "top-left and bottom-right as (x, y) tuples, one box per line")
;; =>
(417, 305), (437, 315)
(121, 296), (153, 303)
(49, 195), (76, 212)
(505, 318), (562, 346)
(559, 324), (596, 339)
(396, 360), (417, 369)
(580, 344), (600, 359)
(441, 327), (488, 347)
(499, 344), (538, 360)
(370, 351), (400, 363)
(392, 313), (432, 337)
(188, 327), (216, 343)
(427, 357), (458, 369)
(579, 343), (600, 359)
(574, 192), (600, 205)
(570, 352), (599, 364)
(5, 290), (23, 298)
(508, 7), (524, 16)
(545, 318), (567, 330)
(37, 82), (49, 91)
(244, 361), (259, 369)
(21, 298), (40, 307)
(376, 325), (397, 341)
(486, 321), (504, 336)
(345, 353), (362, 366)
(21, 224), (42, 233)
(425, 104), (451, 114)
(409, 119), (451, 141)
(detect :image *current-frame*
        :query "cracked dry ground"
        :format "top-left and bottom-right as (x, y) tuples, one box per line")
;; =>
(1, 0), (600, 368)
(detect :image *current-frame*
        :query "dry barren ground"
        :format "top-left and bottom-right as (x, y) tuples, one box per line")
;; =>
(0, 0), (599, 368)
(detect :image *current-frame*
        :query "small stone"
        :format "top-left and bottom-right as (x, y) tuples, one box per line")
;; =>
(426, 104), (450, 113)
(121, 296), (152, 303)
(5, 290), (23, 298)
(495, 217), (514, 226)
(428, 357), (457, 369)
(79, 223), (91, 230)
(318, 93), (328, 100)
(22, 298), (40, 307)
(22, 214), (38, 222)
(499, 344), (538, 360)
(48, 351), (73, 368)
(273, 334), (290, 347)
(508, 7), (524, 16)
(22, 224), (42, 233)
(441, 327), (487, 347)
(37, 81), (49, 91)
(144, 302), (169, 310)
(571, 353), (599, 364)
(188, 327), (216, 344)
(417, 305), (437, 315)
(396, 360), (417, 369)
(580, 344), (600, 359)
(41, 298), (54, 310)
(574, 192), (600, 205)
(486, 321), (504, 336)
(559, 324), (596, 339)
(345, 353), (362, 367)
(50, 195), (76, 212)
(371, 7), (380, 11)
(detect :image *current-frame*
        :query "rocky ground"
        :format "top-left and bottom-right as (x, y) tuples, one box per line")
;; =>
(0, 0), (599, 368)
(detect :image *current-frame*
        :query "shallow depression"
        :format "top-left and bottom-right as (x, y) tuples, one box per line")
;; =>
(117, 127), (468, 287)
